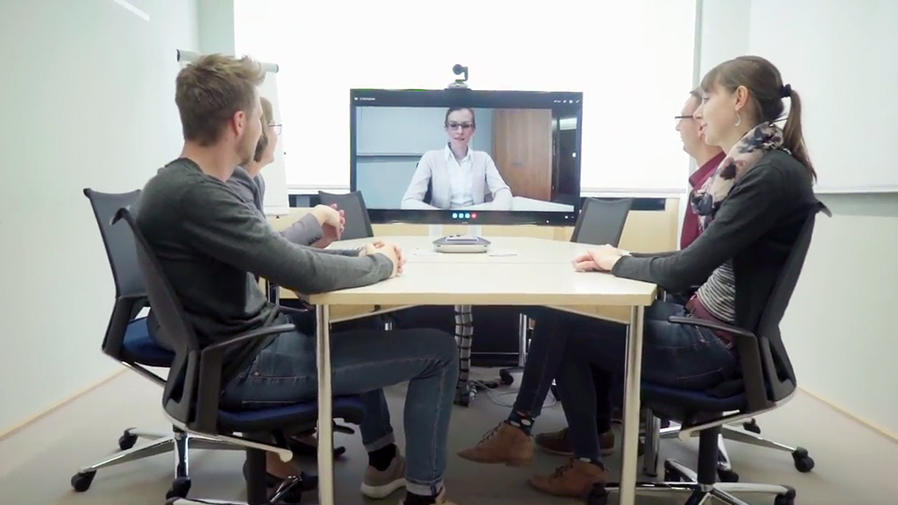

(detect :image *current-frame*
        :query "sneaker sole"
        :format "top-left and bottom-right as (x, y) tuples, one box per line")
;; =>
(360, 477), (407, 499)
(536, 445), (615, 457)
(457, 453), (533, 466)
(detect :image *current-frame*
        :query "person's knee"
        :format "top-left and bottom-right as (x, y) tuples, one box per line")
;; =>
(414, 328), (457, 364)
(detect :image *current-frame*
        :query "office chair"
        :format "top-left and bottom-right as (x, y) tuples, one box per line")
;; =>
(570, 197), (634, 246)
(75, 189), (241, 499)
(115, 207), (364, 505)
(491, 198), (634, 391)
(318, 191), (374, 240)
(593, 202), (829, 505)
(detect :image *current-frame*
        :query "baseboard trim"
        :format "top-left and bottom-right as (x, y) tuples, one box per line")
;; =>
(798, 385), (898, 443)
(0, 368), (127, 441)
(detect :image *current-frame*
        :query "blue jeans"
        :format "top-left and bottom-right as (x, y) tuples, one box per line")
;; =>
(512, 307), (623, 424)
(222, 314), (458, 496)
(553, 301), (739, 461)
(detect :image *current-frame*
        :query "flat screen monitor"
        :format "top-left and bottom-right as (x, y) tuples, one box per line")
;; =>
(350, 88), (582, 225)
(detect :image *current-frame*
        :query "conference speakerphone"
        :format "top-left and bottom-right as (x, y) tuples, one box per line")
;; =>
(432, 235), (491, 253)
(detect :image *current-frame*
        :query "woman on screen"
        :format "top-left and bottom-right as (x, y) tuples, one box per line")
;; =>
(458, 56), (818, 499)
(400, 107), (513, 210)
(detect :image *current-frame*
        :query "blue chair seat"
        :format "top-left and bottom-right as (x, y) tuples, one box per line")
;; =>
(121, 317), (175, 367)
(642, 382), (746, 420)
(218, 396), (366, 433)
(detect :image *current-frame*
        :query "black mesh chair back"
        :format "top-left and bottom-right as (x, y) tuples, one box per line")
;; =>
(754, 202), (829, 402)
(83, 188), (146, 360)
(318, 191), (374, 240)
(114, 208), (203, 427)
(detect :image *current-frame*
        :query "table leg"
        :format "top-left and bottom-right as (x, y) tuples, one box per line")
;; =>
(316, 305), (335, 505)
(619, 305), (645, 505)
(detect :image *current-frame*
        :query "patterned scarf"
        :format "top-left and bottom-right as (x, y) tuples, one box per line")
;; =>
(692, 122), (785, 230)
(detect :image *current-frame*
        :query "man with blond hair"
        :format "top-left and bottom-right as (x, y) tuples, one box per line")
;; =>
(138, 54), (459, 505)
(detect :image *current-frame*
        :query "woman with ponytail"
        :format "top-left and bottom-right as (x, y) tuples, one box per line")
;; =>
(459, 56), (820, 500)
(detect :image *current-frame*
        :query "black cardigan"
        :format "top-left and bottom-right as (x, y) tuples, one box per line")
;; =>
(613, 150), (817, 332)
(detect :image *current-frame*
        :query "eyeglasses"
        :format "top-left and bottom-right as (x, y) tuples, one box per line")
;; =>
(446, 122), (474, 130)
(674, 115), (695, 121)
(268, 123), (282, 134)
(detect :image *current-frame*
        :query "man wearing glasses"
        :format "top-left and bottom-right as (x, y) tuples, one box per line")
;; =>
(676, 88), (725, 249)
(401, 107), (513, 210)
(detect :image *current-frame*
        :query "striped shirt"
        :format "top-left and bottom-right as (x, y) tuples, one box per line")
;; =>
(696, 260), (736, 324)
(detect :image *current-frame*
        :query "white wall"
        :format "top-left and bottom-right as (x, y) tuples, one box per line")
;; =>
(700, 0), (898, 436)
(783, 195), (898, 436)
(0, 0), (199, 433)
(747, 0), (898, 192)
(234, 0), (697, 195)
(198, 0), (235, 54)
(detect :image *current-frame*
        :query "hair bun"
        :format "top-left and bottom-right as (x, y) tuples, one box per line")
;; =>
(781, 83), (792, 98)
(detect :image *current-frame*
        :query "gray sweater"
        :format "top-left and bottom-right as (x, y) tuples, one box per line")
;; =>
(138, 158), (393, 380)
(228, 166), (323, 246)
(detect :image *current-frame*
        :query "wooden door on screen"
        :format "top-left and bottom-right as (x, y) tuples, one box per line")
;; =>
(492, 109), (554, 201)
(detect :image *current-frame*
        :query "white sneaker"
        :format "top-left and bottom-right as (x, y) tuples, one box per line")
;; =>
(361, 454), (407, 499)
(398, 487), (458, 505)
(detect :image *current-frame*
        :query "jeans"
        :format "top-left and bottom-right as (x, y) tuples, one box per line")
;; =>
(554, 301), (739, 461)
(512, 307), (625, 425)
(221, 313), (458, 496)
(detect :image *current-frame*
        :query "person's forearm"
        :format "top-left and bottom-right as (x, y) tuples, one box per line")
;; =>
(180, 190), (393, 294)
(280, 213), (323, 246)
(318, 247), (364, 257)
(487, 189), (513, 210)
(630, 250), (677, 258)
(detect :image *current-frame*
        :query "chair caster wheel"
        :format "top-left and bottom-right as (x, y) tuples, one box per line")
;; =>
(774, 489), (796, 505)
(118, 428), (138, 450)
(166, 476), (191, 499)
(71, 470), (96, 492)
(792, 447), (815, 472)
(586, 483), (608, 505)
(663, 461), (682, 482)
(717, 468), (739, 482)
(499, 369), (515, 386)
(742, 419), (761, 434)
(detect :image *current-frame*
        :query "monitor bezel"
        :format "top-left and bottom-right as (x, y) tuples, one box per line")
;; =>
(349, 88), (583, 225)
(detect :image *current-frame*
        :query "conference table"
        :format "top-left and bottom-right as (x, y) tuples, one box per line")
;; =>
(307, 236), (657, 505)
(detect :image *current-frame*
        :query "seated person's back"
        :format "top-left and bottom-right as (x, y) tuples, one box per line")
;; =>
(138, 157), (393, 380)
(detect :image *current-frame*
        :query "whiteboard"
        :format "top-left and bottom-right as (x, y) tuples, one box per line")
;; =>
(176, 50), (291, 212)
(257, 72), (290, 213)
(747, 0), (898, 193)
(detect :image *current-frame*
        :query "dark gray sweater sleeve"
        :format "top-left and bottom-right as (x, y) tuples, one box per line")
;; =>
(178, 181), (393, 293)
(281, 214), (361, 256)
(281, 213), (324, 246)
(612, 162), (785, 292)
(630, 250), (676, 258)
(226, 170), (259, 209)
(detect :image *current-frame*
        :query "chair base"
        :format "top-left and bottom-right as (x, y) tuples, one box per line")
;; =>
(594, 459), (795, 505)
(166, 447), (313, 505)
(71, 426), (242, 496)
(659, 419), (815, 473)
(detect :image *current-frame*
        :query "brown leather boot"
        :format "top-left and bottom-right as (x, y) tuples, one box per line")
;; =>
(534, 428), (616, 456)
(528, 458), (608, 498)
(457, 422), (533, 466)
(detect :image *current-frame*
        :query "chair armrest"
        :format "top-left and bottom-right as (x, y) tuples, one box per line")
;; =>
(203, 324), (296, 353)
(277, 306), (309, 317)
(667, 316), (755, 340)
(194, 323), (296, 431)
(667, 315), (771, 411)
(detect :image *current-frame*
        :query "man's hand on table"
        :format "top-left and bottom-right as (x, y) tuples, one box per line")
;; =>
(361, 241), (405, 277)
